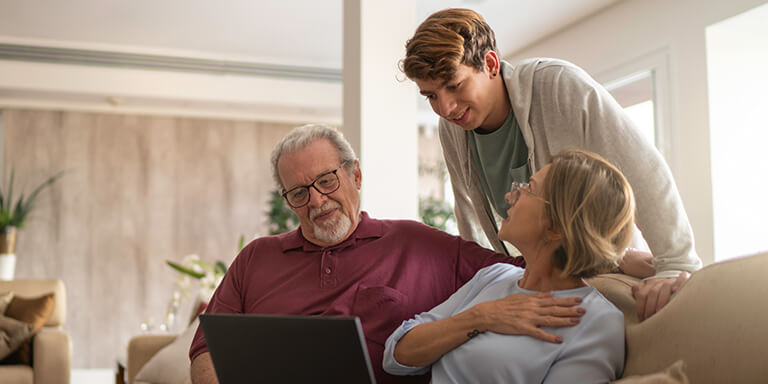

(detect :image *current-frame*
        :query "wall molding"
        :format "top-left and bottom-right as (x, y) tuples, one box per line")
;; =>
(0, 43), (342, 83)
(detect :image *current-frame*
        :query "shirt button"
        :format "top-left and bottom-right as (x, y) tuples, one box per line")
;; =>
(325, 267), (332, 274)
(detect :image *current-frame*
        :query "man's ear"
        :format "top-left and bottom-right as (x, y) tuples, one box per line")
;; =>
(483, 50), (500, 77)
(352, 160), (362, 189)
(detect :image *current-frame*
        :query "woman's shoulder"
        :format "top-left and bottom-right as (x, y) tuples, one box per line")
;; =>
(475, 262), (525, 282)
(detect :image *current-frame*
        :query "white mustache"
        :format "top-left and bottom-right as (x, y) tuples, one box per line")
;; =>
(309, 201), (341, 221)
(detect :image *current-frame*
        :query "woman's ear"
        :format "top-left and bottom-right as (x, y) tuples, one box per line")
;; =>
(544, 227), (564, 244)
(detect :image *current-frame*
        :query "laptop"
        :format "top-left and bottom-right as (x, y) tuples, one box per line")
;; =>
(200, 313), (377, 384)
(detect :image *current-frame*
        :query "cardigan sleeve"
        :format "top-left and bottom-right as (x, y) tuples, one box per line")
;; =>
(530, 61), (702, 277)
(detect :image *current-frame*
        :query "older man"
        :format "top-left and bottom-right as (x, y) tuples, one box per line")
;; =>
(189, 124), (585, 384)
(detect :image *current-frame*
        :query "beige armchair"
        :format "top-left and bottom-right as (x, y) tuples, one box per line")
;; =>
(0, 279), (71, 384)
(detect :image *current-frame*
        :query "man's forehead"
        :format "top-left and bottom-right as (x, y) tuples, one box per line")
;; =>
(279, 146), (341, 187)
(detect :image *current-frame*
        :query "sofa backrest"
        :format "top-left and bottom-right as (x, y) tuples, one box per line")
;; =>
(623, 252), (768, 383)
(0, 279), (66, 327)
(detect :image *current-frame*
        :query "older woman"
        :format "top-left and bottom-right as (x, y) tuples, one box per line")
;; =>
(383, 150), (635, 383)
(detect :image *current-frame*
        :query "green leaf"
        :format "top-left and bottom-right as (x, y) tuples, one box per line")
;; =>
(214, 261), (227, 276)
(237, 234), (245, 252)
(0, 168), (65, 230)
(166, 261), (206, 279)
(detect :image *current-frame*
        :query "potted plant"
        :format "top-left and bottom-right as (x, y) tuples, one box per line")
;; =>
(0, 168), (64, 279)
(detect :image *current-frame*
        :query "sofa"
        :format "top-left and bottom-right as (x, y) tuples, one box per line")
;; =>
(125, 252), (768, 383)
(0, 279), (71, 384)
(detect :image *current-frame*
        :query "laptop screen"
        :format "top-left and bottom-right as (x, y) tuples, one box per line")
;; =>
(200, 313), (377, 384)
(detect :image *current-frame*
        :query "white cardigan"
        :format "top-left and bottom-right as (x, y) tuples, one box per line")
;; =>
(439, 58), (701, 277)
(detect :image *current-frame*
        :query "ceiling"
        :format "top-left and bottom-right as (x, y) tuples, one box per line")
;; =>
(0, 0), (622, 69)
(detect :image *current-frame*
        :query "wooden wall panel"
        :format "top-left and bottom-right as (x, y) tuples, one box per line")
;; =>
(1, 109), (295, 368)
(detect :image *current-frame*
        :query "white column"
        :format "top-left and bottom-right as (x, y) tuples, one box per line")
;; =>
(343, 0), (418, 220)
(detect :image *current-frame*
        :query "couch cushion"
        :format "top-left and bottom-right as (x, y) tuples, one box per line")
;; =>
(0, 291), (13, 314)
(0, 315), (34, 360)
(613, 360), (688, 383)
(623, 253), (768, 383)
(1, 293), (56, 365)
(0, 280), (66, 327)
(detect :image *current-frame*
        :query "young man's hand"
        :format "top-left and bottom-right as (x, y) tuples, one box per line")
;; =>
(632, 273), (689, 321)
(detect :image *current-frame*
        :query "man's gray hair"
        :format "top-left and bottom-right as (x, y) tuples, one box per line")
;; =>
(271, 124), (358, 190)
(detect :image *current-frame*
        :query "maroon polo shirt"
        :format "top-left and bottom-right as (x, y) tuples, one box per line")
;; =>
(190, 212), (524, 384)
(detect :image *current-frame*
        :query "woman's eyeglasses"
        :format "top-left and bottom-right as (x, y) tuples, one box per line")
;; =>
(508, 181), (549, 206)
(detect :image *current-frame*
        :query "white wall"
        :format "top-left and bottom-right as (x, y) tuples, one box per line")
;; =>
(706, 3), (768, 261)
(505, 0), (768, 266)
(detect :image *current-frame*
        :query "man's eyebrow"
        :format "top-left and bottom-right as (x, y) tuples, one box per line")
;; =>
(418, 79), (452, 96)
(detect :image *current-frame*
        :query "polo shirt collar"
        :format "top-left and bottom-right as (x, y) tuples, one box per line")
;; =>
(279, 211), (382, 252)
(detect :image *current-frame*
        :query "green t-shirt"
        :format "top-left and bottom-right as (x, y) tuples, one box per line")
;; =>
(469, 109), (530, 219)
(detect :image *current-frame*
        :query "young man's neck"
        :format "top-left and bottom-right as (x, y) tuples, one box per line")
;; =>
(475, 79), (512, 134)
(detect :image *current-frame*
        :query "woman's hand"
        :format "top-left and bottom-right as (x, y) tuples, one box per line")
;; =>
(472, 292), (585, 343)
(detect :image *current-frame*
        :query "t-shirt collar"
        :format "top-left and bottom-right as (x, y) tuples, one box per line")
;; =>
(279, 211), (382, 252)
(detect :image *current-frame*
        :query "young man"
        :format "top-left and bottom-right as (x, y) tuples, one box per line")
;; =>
(402, 8), (700, 321)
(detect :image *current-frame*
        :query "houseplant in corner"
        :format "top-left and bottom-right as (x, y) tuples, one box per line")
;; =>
(0, 168), (63, 279)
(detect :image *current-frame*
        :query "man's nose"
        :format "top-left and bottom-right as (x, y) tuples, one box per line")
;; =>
(307, 186), (328, 208)
(436, 95), (456, 117)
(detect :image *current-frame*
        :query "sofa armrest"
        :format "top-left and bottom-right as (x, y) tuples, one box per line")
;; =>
(33, 328), (71, 384)
(126, 334), (178, 384)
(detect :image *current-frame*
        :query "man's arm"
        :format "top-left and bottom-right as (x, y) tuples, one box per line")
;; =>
(191, 352), (218, 384)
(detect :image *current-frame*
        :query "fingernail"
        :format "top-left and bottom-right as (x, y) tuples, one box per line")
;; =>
(571, 318), (580, 324)
(577, 308), (586, 314)
(555, 336), (563, 343)
(575, 298), (583, 303)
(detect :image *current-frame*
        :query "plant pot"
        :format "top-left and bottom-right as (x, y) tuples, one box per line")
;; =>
(0, 227), (17, 280)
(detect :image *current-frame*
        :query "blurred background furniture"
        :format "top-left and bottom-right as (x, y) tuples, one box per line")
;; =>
(0, 279), (71, 384)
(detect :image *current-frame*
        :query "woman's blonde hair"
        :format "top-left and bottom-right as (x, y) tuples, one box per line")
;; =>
(402, 8), (497, 81)
(543, 150), (636, 278)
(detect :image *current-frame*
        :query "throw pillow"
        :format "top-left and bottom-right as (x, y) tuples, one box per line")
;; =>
(0, 315), (34, 360)
(0, 291), (13, 314)
(612, 360), (689, 384)
(135, 318), (199, 384)
(1, 293), (55, 365)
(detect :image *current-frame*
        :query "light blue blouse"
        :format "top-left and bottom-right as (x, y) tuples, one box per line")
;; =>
(383, 263), (624, 383)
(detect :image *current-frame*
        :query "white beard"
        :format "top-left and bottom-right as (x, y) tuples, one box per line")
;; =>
(310, 201), (352, 244)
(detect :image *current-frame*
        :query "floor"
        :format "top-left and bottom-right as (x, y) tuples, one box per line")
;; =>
(71, 369), (114, 384)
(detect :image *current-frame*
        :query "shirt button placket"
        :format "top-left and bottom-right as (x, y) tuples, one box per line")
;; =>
(320, 249), (337, 288)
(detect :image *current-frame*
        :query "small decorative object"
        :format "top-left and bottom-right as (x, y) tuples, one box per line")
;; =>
(266, 189), (299, 235)
(0, 168), (64, 280)
(161, 235), (244, 332)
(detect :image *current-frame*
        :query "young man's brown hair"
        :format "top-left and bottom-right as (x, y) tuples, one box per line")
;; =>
(402, 8), (498, 81)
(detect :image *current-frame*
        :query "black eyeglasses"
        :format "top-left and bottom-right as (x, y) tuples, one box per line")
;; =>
(282, 160), (350, 208)
(507, 181), (550, 206)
